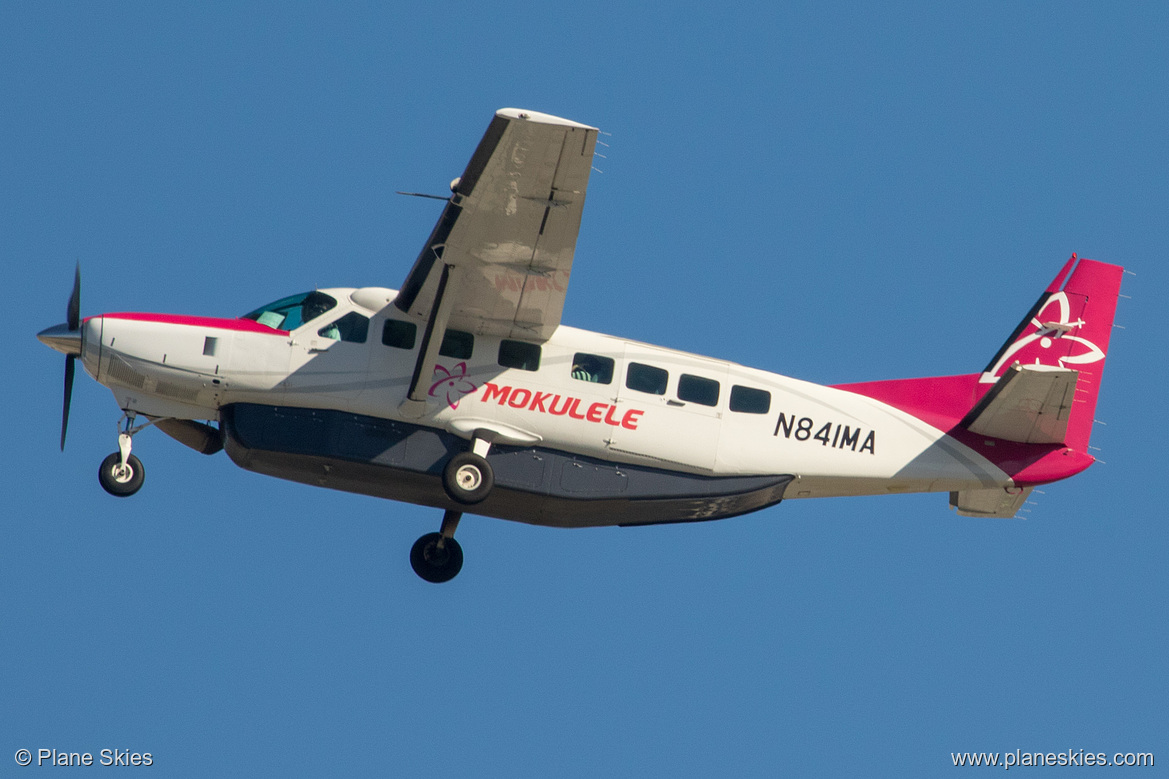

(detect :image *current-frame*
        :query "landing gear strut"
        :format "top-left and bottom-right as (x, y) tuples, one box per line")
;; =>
(97, 413), (151, 497)
(411, 434), (494, 582)
(410, 510), (463, 583)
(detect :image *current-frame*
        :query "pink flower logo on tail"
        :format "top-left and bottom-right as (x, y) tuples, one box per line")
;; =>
(429, 362), (478, 409)
(979, 291), (1106, 383)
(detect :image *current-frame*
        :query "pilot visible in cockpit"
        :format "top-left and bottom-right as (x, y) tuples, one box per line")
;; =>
(301, 291), (340, 339)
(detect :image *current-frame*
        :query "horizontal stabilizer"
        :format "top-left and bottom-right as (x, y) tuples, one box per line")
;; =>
(950, 486), (1032, 518)
(961, 363), (1078, 444)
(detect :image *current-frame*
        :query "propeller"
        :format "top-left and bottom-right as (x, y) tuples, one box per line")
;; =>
(60, 265), (81, 450)
(37, 266), (83, 450)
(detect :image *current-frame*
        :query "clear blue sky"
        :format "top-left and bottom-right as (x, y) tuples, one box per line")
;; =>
(4, 3), (1165, 775)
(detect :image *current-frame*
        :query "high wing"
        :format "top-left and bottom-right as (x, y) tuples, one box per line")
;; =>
(394, 108), (599, 410)
(396, 108), (598, 339)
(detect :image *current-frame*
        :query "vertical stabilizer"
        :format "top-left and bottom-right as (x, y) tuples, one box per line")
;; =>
(979, 255), (1124, 451)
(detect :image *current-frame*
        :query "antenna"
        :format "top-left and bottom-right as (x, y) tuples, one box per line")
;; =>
(395, 191), (450, 201)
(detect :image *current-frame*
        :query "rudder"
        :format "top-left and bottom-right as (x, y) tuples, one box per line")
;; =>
(979, 254), (1124, 451)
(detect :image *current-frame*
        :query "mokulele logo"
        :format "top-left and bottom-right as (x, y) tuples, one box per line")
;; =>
(429, 362), (478, 409)
(979, 290), (1106, 383)
(427, 365), (646, 429)
(477, 382), (645, 430)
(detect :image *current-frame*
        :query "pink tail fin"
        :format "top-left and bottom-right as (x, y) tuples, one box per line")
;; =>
(979, 254), (1124, 451)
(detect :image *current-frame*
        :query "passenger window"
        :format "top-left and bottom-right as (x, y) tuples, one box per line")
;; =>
(319, 312), (369, 343)
(626, 362), (668, 395)
(382, 319), (417, 350)
(571, 353), (615, 384)
(499, 340), (541, 371)
(678, 374), (720, 407)
(730, 385), (771, 414)
(439, 329), (474, 359)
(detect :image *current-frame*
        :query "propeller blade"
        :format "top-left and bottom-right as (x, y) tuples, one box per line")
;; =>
(61, 354), (75, 451)
(67, 264), (81, 331)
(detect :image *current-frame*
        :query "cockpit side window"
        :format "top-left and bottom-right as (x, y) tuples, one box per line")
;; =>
(319, 312), (369, 343)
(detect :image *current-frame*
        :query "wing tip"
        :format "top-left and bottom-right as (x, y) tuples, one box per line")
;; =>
(495, 107), (597, 131)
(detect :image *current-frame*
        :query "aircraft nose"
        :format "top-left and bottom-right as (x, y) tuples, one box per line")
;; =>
(37, 322), (83, 356)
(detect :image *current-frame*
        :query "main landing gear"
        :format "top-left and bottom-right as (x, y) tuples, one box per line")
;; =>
(441, 435), (494, 506)
(98, 413), (151, 498)
(410, 510), (464, 583)
(410, 434), (494, 583)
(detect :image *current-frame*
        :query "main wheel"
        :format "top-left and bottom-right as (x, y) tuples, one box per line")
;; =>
(442, 452), (494, 505)
(98, 452), (145, 497)
(410, 532), (463, 583)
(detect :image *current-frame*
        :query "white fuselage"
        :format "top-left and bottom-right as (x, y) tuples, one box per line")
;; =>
(79, 286), (1011, 508)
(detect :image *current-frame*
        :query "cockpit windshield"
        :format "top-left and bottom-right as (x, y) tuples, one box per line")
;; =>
(242, 291), (337, 331)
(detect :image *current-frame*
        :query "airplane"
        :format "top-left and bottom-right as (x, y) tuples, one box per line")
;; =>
(37, 108), (1125, 583)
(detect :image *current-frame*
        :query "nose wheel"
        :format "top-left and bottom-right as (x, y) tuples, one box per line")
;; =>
(410, 510), (463, 583)
(97, 414), (152, 497)
(99, 449), (145, 497)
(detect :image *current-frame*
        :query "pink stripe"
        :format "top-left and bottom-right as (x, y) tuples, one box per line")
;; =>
(834, 374), (1099, 482)
(98, 312), (288, 335)
(831, 373), (987, 432)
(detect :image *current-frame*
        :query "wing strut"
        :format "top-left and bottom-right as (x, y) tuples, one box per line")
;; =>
(400, 263), (458, 417)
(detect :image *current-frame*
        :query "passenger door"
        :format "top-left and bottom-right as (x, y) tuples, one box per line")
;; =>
(608, 343), (726, 471)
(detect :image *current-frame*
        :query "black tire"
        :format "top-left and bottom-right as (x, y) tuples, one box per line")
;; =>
(442, 452), (494, 505)
(410, 532), (463, 583)
(98, 452), (145, 497)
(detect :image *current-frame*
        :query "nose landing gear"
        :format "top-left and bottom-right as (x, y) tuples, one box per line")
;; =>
(98, 413), (151, 497)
